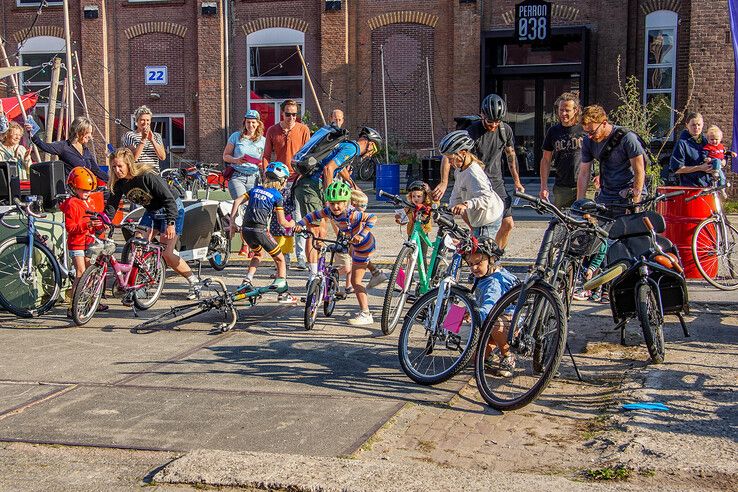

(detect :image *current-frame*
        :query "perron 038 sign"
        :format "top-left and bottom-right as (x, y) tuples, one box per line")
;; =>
(514, 0), (552, 43)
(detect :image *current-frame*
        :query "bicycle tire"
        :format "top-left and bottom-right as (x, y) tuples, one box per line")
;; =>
(208, 216), (231, 271)
(0, 236), (62, 318)
(637, 283), (665, 364)
(304, 277), (322, 331)
(132, 250), (166, 310)
(71, 264), (106, 326)
(381, 244), (418, 335)
(474, 282), (567, 411)
(324, 270), (338, 317)
(357, 157), (376, 182)
(692, 217), (738, 290)
(398, 285), (480, 385)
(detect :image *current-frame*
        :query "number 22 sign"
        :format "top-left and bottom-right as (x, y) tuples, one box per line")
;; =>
(145, 66), (168, 86)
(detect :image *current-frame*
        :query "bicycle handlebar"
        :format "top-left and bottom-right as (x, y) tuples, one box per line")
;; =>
(685, 185), (726, 202)
(513, 191), (609, 238)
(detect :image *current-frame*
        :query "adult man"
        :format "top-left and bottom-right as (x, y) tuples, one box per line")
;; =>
(432, 94), (524, 249)
(330, 109), (345, 128)
(263, 100), (311, 269)
(539, 92), (585, 209)
(577, 105), (646, 213)
(292, 126), (382, 277)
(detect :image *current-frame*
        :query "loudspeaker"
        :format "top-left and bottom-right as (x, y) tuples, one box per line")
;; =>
(0, 161), (21, 206)
(30, 160), (66, 210)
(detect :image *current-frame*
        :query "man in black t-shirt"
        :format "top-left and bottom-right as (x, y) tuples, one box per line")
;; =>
(539, 92), (585, 209)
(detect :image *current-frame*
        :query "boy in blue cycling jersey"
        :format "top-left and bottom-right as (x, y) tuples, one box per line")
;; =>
(466, 236), (519, 378)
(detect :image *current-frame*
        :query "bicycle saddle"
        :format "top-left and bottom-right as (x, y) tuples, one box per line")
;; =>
(130, 237), (149, 247)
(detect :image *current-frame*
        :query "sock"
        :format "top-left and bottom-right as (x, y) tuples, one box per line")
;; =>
(246, 272), (254, 282)
(186, 275), (198, 285)
(309, 263), (318, 275)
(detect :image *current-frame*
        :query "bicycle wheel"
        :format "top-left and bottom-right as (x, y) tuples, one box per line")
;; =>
(208, 217), (231, 271)
(324, 270), (338, 317)
(381, 244), (418, 335)
(555, 258), (577, 318)
(474, 282), (567, 411)
(398, 286), (480, 385)
(637, 283), (665, 364)
(0, 236), (61, 318)
(132, 250), (166, 310)
(358, 157), (376, 182)
(692, 217), (738, 290)
(304, 277), (322, 331)
(71, 264), (105, 326)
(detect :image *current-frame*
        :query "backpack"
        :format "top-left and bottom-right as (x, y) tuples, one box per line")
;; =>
(598, 127), (653, 188)
(292, 124), (349, 176)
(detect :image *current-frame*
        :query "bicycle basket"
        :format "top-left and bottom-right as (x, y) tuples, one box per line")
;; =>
(86, 238), (116, 259)
(568, 229), (604, 258)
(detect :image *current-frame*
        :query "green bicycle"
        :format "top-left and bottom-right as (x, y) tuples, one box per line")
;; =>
(377, 190), (455, 335)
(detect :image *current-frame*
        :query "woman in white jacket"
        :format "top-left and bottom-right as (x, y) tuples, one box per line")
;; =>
(439, 130), (504, 238)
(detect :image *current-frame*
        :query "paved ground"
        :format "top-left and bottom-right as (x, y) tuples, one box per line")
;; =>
(0, 178), (736, 490)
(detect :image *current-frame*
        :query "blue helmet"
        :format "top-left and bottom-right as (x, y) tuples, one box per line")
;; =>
(266, 161), (290, 180)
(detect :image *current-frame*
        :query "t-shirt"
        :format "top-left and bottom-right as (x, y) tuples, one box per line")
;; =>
(467, 121), (515, 198)
(475, 268), (519, 321)
(104, 172), (178, 222)
(542, 123), (584, 188)
(581, 126), (645, 197)
(227, 132), (265, 176)
(243, 186), (283, 228)
(309, 141), (360, 182)
(703, 143), (725, 160)
(263, 123), (311, 177)
(122, 131), (165, 172)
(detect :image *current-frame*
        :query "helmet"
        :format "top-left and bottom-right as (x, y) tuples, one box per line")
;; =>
(481, 94), (506, 121)
(407, 180), (430, 193)
(67, 166), (97, 191)
(324, 181), (352, 203)
(358, 126), (382, 147)
(475, 235), (504, 260)
(265, 161), (290, 180)
(569, 198), (598, 216)
(438, 130), (474, 155)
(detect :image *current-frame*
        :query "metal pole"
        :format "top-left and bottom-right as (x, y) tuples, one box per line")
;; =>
(380, 44), (389, 164)
(425, 56), (435, 151)
(296, 45), (326, 125)
(56, 82), (68, 141)
(223, 0), (230, 137)
(63, 0), (75, 122)
(0, 40), (41, 162)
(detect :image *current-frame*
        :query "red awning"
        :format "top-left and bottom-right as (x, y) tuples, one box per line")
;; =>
(1, 92), (39, 120)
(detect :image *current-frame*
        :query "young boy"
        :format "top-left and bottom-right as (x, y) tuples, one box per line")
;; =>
(466, 236), (519, 377)
(229, 162), (296, 303)
(294, 181), (377, 326)
(703, 125), (734, 192)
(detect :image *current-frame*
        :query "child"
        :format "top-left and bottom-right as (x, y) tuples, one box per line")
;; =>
(61, 167), (108, 310)
(395, 180), (434, 258)
(465, 236), (519, 378)
(703, 125), (733, 191)
(229, 161), (296, 303)
(438, 130), (504, 238)
(352, 189), (387, 290)
(294, 181), (377, 326)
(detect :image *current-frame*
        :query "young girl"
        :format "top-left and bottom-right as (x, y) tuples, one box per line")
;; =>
(229, 162), (296, 303)
(294, 181), (377, 326)
(395, 180), (434, 258)
(104, 148), (202, 299)
(438, 130), (504, 238)
(268, 187), (296, 273)
(61, 167), (108, 311)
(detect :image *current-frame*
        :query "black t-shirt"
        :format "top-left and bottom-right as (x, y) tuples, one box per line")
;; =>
(467, 121), (515, 198)
(542, 123), (584, 188)
(105, 172), (178, 222)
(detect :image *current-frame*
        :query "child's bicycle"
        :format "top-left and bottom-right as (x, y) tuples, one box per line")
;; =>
(301, 230), (350, 331)
(70, 213), (166, 326)
(377, 190), (455, 335)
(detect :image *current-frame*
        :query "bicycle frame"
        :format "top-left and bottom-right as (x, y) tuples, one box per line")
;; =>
(406, 219), (443, 295)
(427, 252), (467, 334)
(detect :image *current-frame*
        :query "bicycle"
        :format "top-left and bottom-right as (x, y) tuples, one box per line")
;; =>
(0, 195), (74, 318)
(397, 213), (482, 385)
(70, 213), (166, 326)
(377, 190), (454, 335)
(161, 161), (224, 200)
(354, 155), (378, 183)
(473, 191), (609, 411)
(301, 231), (350, 331)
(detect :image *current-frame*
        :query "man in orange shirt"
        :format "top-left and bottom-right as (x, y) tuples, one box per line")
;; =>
(262, 99), (311, 269)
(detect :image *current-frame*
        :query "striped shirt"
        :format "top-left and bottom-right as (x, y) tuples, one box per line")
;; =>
(122, 131), (165, 172)
(299, 205), (376, 246)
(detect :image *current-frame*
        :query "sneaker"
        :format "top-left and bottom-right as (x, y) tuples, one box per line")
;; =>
(348, 311), (374, 326)
(600, 290), (610, 304)
(238, 245), (250, 256)
(366, 270), (388, 289)
(121, 294), (134, 307)
(98, 303), (109, 312)
(186, 280), (203, 300)
(235, 279), (254, 296)
(270, 277), (288, 293)
(278, 292), (298, 304)
(497, 354), (516, 378)
(572, 288), (591, 301)
(294, 258), (308, 271)
(589, 290), (602, 302)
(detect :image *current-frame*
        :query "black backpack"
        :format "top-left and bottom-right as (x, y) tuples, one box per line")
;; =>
(598, 127), (654, 187)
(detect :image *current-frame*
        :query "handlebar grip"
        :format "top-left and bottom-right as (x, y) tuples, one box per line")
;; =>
(435, 214), (455, 229)
(642, 216), (654, 231)
(663, 190), (686, 199)
(684, 195), (697, 203)
(513, 190), (539, 204)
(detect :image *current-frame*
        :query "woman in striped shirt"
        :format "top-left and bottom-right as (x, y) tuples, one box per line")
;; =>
(122, 105), (166, 173)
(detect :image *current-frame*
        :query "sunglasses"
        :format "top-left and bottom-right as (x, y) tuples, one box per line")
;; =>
(283, 112), (298, 117)
(482, 117), (501, 125)
(585, 121), (605, 137)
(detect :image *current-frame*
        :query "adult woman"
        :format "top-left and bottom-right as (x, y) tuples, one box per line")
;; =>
(223, 109), (265, 255)
(122, 105), (166, 172)
(0, 121), (32, 179)
(104, 148), (202, 299)
(669, 112), (711, 187)
(26, 116), (108, 182)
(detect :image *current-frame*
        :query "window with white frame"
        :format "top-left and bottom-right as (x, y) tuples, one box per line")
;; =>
(17, 1), (62, 6)
(246, 28), (305, 128)
(18, 36), (66, 135)
(644, 10), (678, 139)
(129, 114), (185, 150)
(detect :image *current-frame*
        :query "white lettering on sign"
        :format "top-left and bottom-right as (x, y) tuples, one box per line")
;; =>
(516, 1), (550, 42)
(519, 5), (547, 16)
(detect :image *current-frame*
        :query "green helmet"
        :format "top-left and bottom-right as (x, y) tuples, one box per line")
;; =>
(324, 181), (352, 203)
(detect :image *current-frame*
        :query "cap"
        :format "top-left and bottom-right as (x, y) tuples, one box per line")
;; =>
(244, 109), (260, 120)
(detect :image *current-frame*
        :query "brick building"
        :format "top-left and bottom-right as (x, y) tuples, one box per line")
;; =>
(1, 0), (734, 172)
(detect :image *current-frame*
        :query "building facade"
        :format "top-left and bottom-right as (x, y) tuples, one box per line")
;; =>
(1, 0), (734, 172)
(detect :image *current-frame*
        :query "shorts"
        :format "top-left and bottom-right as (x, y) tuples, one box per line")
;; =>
(473, 219), (501, 239)
(228, 172), (259, 199)
(141, 198), (185, 236)
(275, 235), (294, 255)
(69, 249), (85, 258)
(349, 233), (376, 264)
(242, 227), (281, 256)
(501, 194), (513, 219)
(293, 178), (324, 215)
(552, 185), (577, 210)
(334, 252), (352, 271)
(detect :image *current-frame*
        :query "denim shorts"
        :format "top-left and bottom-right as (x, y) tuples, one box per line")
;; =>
(228, 172), (259, 199)
(141, 198), (185, 235)
(69, 249), (85, 258)
(473, 217), (502, 239)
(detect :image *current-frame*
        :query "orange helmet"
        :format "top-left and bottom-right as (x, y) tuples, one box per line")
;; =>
(67, 166), (97, 191)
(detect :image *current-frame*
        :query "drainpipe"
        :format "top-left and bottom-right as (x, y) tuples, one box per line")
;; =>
(223, 0), (230, 138)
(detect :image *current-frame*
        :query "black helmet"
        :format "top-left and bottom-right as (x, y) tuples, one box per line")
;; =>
(407, 180), (430, 193)
(481, 94), (506, 121)
(475, 235), (504, 260)
(570, 198), (599, 216)
(358, 126), (382, 147)
(438, 130), (474, 155)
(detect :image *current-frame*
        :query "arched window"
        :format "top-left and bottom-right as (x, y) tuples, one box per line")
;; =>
(246, 28), (305, 127)
(644, 10), (678, 139)
(18, 36), (66, 132)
